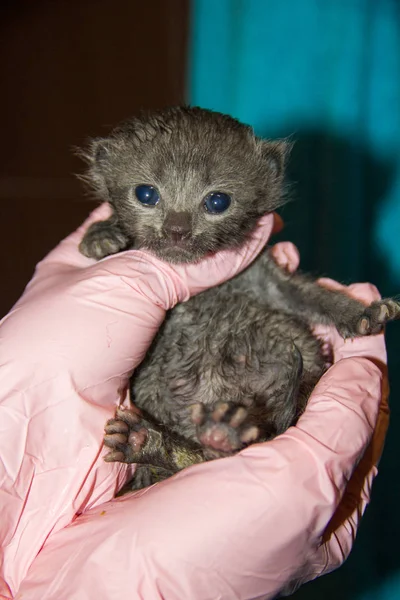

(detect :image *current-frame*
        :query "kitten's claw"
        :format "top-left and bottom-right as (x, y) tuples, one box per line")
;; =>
(103, 407), (148, 463)
(191, 401), (261, 454)
(356, 298), (400, 336)
(79, 220), (129, 260)
(104, 450), (125, 463)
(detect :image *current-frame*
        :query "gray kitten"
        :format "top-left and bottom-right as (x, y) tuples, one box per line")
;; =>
(79, 107), (399, 489)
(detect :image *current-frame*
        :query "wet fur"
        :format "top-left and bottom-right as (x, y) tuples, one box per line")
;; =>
(79, 107), (399, 488)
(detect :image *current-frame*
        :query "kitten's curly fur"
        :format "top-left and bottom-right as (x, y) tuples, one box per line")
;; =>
(79, 106), (399, 488)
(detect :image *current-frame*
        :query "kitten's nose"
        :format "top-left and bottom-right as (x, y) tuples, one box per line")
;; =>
(163, 211), (192, 242)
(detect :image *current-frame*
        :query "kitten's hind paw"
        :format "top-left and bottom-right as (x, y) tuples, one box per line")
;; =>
(79, 219), (129, 260)
(357, 298), (400, 336)
(104, 406), (148, 464)
(191, 401), (260, 455)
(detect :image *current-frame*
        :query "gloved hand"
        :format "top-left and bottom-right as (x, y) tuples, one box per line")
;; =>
(0, 203), (275, 598)
(0, 205), (388, 599)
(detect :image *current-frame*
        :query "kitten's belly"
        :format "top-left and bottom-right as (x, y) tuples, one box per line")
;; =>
(130, 284), (326, 444)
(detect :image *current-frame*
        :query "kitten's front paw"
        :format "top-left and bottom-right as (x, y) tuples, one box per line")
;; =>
(79, 220), (129, 260)
(103, 406), (148, 463)
(353, 299), (400, 336)
(191, 401), (260, 455)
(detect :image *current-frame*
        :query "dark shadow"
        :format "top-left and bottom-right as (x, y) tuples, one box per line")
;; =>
(259, 127), (400, 599)
(0, 0), (189, 317)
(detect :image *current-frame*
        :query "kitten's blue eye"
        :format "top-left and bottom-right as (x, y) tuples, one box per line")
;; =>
(204, 192), (231, 214)
(135, 184), (160, 206)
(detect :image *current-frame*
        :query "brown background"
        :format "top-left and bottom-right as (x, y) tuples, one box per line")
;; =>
(0, 0), (189, 316)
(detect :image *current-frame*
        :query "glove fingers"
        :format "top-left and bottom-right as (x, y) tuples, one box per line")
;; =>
(270, 241), (300, 273)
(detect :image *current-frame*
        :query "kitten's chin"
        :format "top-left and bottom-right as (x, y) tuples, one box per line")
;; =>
(149, 246), (204, 264)
(136, 237), (221, 264)
(134, 238), (203, 263)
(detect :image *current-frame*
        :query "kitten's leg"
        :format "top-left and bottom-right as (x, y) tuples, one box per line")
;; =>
(117, 465), (176, 494)
(104, 406), (205, 489)
(79, 215), (130, 259)
(192, 343), (305, 456)
(262, 253), (400, 338)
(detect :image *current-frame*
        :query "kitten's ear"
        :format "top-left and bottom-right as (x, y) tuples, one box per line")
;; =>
(89, 138), (120, 167)
(76, 137), (116, 168)
(76, 137), (120, 200)
(259, 139), (293, 178)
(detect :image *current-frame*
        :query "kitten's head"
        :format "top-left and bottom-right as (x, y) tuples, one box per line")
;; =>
(81, 106), (290, 263)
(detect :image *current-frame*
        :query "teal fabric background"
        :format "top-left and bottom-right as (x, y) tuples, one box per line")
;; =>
(188, 1), (400, 598)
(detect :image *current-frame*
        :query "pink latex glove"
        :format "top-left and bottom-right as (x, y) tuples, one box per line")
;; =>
(0, 203), (275, 598)
(0, 206), (388, 599)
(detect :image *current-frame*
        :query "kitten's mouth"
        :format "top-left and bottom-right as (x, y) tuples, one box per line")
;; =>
(138, 234), (210, 263)
(157, 232), (194, 251)
(149, 238), (202, 263)
(161, 241), (193, 258)
(164, 239), (190, 249)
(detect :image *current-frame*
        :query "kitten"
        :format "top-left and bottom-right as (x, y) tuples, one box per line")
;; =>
(79, 106), (399, 489)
